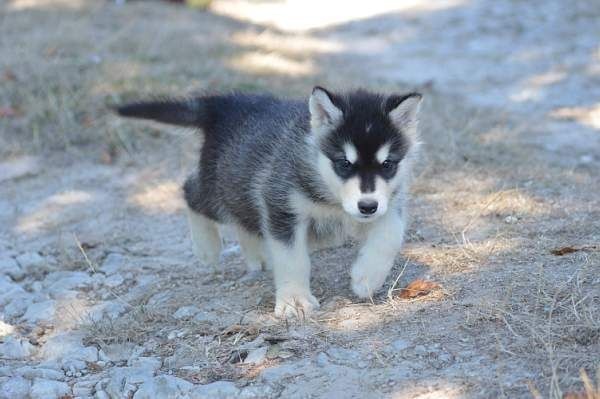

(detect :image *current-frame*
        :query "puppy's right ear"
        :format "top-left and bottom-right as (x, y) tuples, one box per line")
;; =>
(309, 86), (343, 134)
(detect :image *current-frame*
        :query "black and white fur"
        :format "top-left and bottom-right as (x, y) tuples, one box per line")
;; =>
(116, 87), (422, 318)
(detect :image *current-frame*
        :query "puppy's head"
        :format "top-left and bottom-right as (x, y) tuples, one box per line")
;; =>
(309, 87), (422, 222)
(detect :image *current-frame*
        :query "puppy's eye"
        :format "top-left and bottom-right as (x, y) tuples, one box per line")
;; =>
(333, 159), (354, 177)
(382, 160), (396, 169)
(335, 159), (353, 171)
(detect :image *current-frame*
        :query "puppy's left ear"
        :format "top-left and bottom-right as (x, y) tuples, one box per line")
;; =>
(386, 93), (423, 138)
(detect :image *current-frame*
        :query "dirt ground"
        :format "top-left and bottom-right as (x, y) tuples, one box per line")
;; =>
(1, 1), (599, 398)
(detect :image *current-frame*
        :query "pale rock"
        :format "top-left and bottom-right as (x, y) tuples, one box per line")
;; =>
(193, 312), (217, 323)
(0, 335), (34, 359)
(45, 271), (92, 296)
(239, 385), (274, 399)
(0, 276), (25, 306)
(173, 305), (200, 319)
(0, 156), (40, 182)
(0, 256), (24, 281)
(105, 367), (154, 398)
(391, 338), (411, 352)
(15, 366), (64, 381)
(244, 346), (268, 365)
(21, 300), (56, 323)
(3, 295), (32, 319)
(0, 321), (14, 336)
(41, 332), (98, 370)
(104, 273), (124, 287)
(15, 252), (45, 272)
(127, 356), (162, 372)
(86, 301), (126, 322)
(134, 375), (193, 399)
(100, 253), (125, 275)
(316, 352), (329, 367)
(29, 379), (70, 399)
(190, 381), (240, 399)
(0, 376), (30, 399)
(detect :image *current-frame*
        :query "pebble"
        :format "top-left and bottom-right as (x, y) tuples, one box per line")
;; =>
(0, 335), (34, 359)
(173, 305), (200, 319)
(29, 378), (70, 399)
(0, 376), (30, 398)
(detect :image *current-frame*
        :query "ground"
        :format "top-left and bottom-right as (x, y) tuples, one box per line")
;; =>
(1, 1), (599, 398)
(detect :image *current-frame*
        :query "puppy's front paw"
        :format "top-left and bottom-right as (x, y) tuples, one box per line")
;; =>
(351, 262), (388, 299)
(274, 290), (319, 319)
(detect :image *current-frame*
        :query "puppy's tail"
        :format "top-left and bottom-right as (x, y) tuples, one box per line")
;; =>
(114, 97), (206, 127)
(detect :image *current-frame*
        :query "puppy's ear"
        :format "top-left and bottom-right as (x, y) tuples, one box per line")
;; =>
(309, 86), (343, 134)
(386, 93), (423, 139)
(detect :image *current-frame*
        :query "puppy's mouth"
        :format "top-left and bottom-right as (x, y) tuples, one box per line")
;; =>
(352, 213), (380, 223)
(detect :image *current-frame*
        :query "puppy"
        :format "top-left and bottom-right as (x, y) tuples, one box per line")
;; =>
(116, 87), (422, 317)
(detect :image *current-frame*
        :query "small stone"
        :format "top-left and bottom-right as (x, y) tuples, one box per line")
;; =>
(4, 295), (31, 319)
(414, 345), (427, 356)
(104, 274), (124, 287)
(0, 276), (25, 305)
(0, 156), (39, 182)
(0, 321), (14, 337)
(191, 381), (240, 399)
(173, 306), (200, 320)
(15, 366), (64, 381)
(244, 346), (268, 365)
(15, 252), (45, 272)
(0, 335), (34, 359)
(29, 378), (70, 399)
(0, 376), (30, 398)
(100, 253), (125, 275)
(95, 390), (110, 399)
(316, 352), (329, 367)
(21, 300), (56, 323)
(127, 357), (162, 372)
(192, 311), (216, 323)
(504, 215), (518, 224)
(391, 338), (411, 352)
(0, 256), (24, 281)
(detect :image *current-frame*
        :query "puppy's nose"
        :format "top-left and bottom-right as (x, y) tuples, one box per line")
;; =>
(358, 200), (378, 215)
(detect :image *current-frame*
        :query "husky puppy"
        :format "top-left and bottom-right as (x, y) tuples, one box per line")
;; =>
(116, 87), (422, 318)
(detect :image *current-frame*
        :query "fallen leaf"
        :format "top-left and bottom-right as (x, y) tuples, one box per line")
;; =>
(551, 246), (580, 256)
(562, 392), (587, 399)
(2, 69), (17, 82)
(398, 279), (440, 299)
(0, 106), (21, 118)
(550, 245), (598, 256)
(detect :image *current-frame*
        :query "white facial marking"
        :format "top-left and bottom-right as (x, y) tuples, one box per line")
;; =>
(375, 144), (391, 164)
(343, 143), (358, 163)
(365, 123), (372, 133)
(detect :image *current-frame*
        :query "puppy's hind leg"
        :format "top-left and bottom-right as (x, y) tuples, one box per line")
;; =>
(187, 207), (222, 265)
(237, 227), (267, 274)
